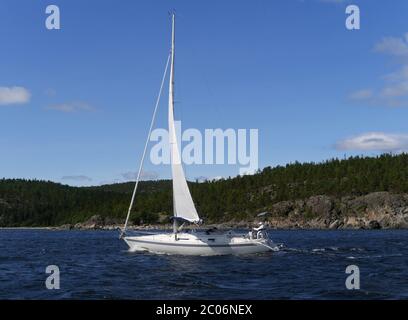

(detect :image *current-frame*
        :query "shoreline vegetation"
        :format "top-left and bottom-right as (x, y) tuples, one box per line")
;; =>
(1, 154), (408, 230)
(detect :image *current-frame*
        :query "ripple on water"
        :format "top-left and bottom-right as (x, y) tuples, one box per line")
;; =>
(0, 229), (407, 299)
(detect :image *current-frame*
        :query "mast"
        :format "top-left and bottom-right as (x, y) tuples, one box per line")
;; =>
(169, 13), (175, 113)
(169, 13), (178, 236)
(168, 13), (200, 233)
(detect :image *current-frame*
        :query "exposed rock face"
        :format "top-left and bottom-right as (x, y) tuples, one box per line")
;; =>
(271, 201), (293, 216)
(59, 224), (74, 230)
(329, 219), (343, 229)
(267, 192), (408, 229)
(73, 215), (121, 230)
(306, 195), (333, 217)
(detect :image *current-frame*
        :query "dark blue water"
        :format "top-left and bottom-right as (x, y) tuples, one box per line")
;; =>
(0, 229), (407, 299)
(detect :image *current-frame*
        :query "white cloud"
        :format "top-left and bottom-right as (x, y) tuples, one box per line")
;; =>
(380, 80), (408, 98)
(380, 66), (408, 102)
(336, 132), (408, 152)
(61, 175), (92, 182)
(384, 65), (408, 82)
(121, 170), (159, 181)
(349, 33), (408, 107)
(374, 33), (408, 57)
(0, 86), (31, 105)
(121, 172), (137, 180)
(46, 101), (94, 113)
(98, 179), (123, 185)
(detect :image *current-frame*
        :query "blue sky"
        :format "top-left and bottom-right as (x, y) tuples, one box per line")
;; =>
(1, 0), (408, 186)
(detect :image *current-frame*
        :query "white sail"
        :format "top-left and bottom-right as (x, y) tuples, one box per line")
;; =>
(168, 14), (200, 223)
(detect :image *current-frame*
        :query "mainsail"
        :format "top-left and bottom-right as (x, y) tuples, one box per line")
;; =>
(168, 14), (200, 223)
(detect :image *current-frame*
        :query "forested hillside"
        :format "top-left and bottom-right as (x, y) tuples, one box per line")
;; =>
(1, 154), (408, 227)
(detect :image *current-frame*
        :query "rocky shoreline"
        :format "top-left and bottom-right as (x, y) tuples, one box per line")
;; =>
(3, 192), (407, 231)
(265, 191), (408, 230)
(52, 192), (408, 231)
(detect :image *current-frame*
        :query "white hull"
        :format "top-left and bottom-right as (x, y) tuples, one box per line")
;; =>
(123, 231), (272, 256)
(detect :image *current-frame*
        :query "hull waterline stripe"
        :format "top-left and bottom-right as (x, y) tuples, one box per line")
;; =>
(125, 238), (259, 248)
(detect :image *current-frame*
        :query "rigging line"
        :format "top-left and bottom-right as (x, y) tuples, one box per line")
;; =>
(121, 53), (171, 237)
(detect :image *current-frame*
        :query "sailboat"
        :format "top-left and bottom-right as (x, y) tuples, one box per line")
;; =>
(120, 14), (274, 255)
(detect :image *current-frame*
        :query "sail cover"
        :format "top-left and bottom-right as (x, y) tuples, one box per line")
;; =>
(168, 15), (200, 223)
